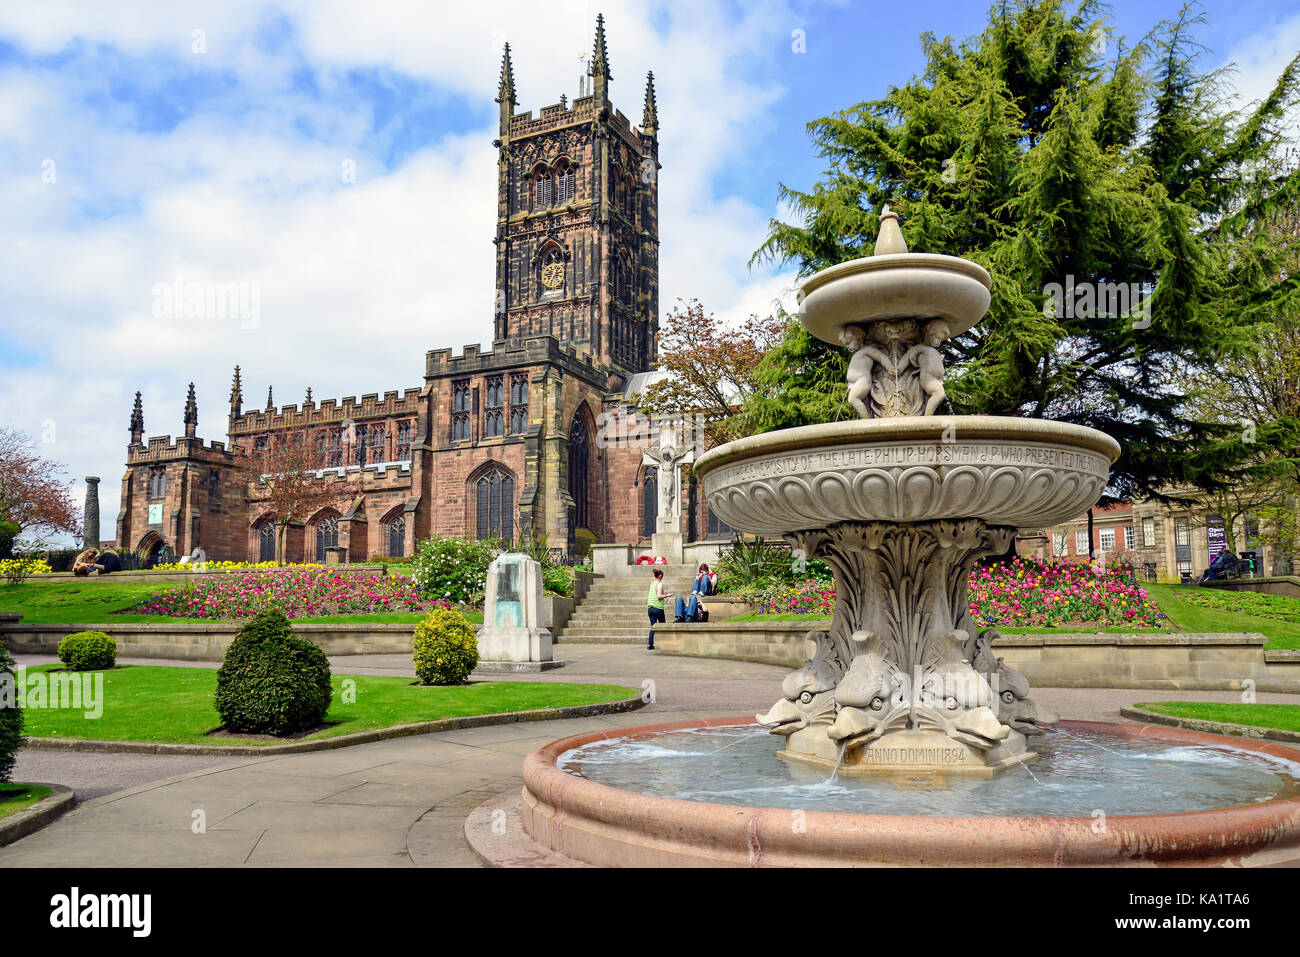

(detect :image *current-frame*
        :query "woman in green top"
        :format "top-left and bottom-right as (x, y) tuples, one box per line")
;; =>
(646, 568), (670, 650)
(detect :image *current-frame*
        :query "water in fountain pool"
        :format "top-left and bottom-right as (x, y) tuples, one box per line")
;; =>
(557, 724), (1300, 817)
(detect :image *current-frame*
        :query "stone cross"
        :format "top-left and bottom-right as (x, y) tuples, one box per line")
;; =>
(642, 428), (695, 533)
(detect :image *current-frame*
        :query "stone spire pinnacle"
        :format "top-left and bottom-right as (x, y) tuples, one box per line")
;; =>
(590, 14), (611, 81)
(229, 365), (242, 416)
(496, 42), (517, 136)
(266, 385), (274, 412)
(183, 382), (198, 437)
(642, 71), (658, 135)
(496, 42), (517, 106)
(129, 391), (144, 444)
(874, 205), (908, 255)
(304, 386), (313, 406)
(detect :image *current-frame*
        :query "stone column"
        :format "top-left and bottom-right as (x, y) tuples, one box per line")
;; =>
(83, 476), (101, 548)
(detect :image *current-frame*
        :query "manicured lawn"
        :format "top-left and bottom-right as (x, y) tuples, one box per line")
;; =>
(16, 664), (637, 746)
(0, 580), (173, 623)
(1137, 702), (1300, 734)
(0, 580), (483, 626)
(0, 783), (52, 820)
(724, 582), (1300, 650)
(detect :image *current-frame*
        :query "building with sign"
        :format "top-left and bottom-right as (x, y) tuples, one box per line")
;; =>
(1021, 494), (1288, 581)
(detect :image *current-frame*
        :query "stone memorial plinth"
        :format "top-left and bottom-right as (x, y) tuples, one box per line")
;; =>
(476, 553), (564, 672)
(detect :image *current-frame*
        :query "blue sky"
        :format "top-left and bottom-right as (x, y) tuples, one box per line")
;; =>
(0, 0), (1296, 543)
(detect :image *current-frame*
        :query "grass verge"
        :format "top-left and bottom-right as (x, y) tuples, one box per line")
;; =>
(17, 664), (636, 747)
(0, 784), (53, 821)
(1136, 702), (1300, 734)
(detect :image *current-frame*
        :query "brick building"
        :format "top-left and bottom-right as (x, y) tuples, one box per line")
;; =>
(115, 18), (725, 566)
(1019, 494), (1289, 581)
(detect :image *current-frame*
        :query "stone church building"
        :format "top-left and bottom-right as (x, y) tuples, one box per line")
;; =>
(115, 17), (728, 566)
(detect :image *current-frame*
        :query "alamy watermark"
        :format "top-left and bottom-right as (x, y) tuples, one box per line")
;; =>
(1042, 276), (1153, 330)
(152, 276), (261, 330)
(1, 665), (103, 719)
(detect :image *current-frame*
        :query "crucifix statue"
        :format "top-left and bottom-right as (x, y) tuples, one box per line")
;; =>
(642, 427), (695, 533)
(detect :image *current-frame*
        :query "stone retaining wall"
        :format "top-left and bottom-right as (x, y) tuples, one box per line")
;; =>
(1, 620), (419, 660)
(654, 622), (1300, 692)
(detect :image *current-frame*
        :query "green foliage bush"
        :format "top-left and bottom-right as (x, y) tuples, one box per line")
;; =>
(0, 643), (23, 783)
(411, 536), (499, 604)
(714, 537), (832, 592)
(542, 564), (573, 597)
(412, 607), (479, 685)
(57, 631), (117, 671)
(215, 609), (332, 735)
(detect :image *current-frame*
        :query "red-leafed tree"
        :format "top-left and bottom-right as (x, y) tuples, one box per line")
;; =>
(638, 298), (786, 446)
(233, 428), (362, 564)
(0, 428), (81, 557)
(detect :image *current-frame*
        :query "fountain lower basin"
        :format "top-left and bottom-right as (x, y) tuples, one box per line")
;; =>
(519, 717), (1300, 867)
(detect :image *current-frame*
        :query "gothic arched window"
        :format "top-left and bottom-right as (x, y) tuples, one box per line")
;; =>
(259, 521), (276, 562)
(556, 162), (574, 203)
(533, 168), (552, 209)
(148, 468), (166, 500)
(315, 514), (339, 562)
(385, 513), (406, 558)
(568, 412), (590, 532)
(476, 470), (514, 542)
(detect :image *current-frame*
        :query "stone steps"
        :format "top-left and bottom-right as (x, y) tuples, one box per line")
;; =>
(555, 573), (705, 642)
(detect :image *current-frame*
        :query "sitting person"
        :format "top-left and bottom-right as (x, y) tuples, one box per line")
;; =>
(72, 547), (99, 576)
(690, 563), (716, 597)
(96, 549), (122, 575)
(673, 594), (710, 623)
(1200, 550), (1239, 583)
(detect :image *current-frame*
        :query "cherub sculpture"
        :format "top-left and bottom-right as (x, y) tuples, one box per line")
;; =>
(901, 319), (950, 416)
(840, 324), (889, 419)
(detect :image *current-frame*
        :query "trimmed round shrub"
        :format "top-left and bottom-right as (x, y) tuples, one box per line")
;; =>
(0, 643), (23, 783)
(215, 609), (332, 735)
(412, 607), (478, 685)
(57, 631), (117, 671)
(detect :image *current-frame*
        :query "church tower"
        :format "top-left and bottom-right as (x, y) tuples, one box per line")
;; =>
(492, 15), (660, 376)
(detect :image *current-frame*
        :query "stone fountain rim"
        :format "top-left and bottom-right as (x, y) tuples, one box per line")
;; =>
(693, 415), (1122, 481)
(519, 716), (1300, 867)
(797, 251), (993, 301)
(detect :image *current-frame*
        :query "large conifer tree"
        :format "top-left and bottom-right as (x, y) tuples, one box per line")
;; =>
(748, 0), (1300, 501)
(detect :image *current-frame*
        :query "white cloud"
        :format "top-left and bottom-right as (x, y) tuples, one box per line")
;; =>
(0, 1), (801, 544)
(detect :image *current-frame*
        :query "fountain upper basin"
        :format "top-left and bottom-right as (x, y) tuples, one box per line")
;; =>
(798, 252), (992, 343)
(694, 415), (1120, 534)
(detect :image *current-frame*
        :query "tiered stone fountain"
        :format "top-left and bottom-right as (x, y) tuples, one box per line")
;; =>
(477, 209), (1300, 868)
(711, 207), (1117, 776)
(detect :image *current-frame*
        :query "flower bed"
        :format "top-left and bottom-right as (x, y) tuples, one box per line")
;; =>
(0, 558), (52, 576)
(969, 559), (1165, 628)
(149, 560), (324, 573)
(128, 567), (434, 620)
(758, 558), (1166, 628)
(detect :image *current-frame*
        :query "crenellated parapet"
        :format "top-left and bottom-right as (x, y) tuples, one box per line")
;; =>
(229, 387), (421, 435)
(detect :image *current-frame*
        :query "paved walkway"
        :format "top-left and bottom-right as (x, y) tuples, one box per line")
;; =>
(4, 645), (1299, 867)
